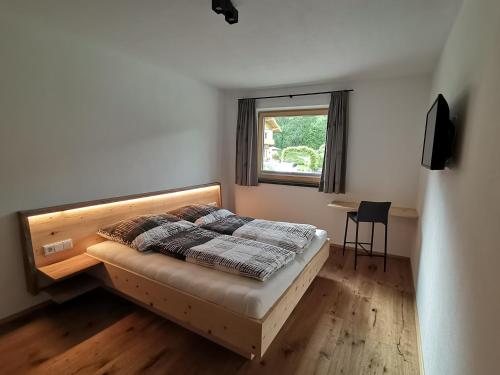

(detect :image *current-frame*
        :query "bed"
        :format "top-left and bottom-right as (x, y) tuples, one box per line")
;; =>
(18, 182), (329, 359)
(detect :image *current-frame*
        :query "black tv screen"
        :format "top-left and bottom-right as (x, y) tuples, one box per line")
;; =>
(421, 94), (454, 170)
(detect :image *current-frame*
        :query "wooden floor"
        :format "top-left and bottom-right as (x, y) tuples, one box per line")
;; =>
(0, 247), (420, 375)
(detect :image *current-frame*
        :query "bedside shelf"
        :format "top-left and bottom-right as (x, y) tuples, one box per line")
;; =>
(38, 253), (102, 281)
(328, 200), (418, 219)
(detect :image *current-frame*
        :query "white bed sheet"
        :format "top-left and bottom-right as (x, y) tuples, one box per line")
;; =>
(86, 229), (327, 319)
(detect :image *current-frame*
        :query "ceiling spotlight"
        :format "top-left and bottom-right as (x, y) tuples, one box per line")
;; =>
(212, 0), (239, 24)
(212, 0), (225, 14)
(224, 11), (238, 24)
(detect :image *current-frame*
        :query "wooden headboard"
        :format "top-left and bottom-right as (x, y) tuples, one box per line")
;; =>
(18, 182), (222, 294)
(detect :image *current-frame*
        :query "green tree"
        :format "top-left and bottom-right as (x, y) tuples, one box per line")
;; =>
(273, 115), (327, 150)
(281, 146), (320, 171)
(317, 143), (325, 170)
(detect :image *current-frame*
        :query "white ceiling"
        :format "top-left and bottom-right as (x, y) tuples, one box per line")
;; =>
(1, 0), (462, 89)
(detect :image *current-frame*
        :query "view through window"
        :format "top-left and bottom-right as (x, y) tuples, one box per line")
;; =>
(258, 108), (328, 185)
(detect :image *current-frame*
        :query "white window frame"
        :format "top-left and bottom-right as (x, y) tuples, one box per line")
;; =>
(257, 108), (328, 187)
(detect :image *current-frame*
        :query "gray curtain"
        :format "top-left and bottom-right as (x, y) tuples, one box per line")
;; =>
(235, 99), (259, 186)
(319, 91), (349, 193)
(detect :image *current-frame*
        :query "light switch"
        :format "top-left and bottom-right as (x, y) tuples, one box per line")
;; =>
(62, 239), (73, 250)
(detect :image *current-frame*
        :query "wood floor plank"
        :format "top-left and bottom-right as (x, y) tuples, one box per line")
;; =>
(0, 290), (132, 374)
(0, 247), (420, 375)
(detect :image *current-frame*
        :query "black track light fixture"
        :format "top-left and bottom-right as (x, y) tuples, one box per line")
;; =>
(212, 0), (239, 24)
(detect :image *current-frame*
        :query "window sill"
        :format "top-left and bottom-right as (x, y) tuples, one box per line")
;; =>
(258, 178), (320, 188)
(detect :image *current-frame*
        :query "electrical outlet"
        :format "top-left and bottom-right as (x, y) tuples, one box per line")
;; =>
(43, 239), (73, 256)
(43, 242), (62, 256)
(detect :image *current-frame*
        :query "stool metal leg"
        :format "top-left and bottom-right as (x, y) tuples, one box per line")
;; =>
(384, 224), (388, 272)
(354, 221), (359, 270)
(343, 214), (349, 256)
(370, 222), (374, 256)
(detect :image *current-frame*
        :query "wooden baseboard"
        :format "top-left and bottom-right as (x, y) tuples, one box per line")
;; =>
(0, 300), (53, 327)
(413, 298), (425, 375)
(410, 265), (425, 375)
(330, 244), (410, 260)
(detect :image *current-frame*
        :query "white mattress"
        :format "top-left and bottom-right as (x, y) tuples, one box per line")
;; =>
(87, 229), (327, 319)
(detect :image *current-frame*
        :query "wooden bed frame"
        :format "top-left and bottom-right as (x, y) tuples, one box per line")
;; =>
(18, 182), (329, 359)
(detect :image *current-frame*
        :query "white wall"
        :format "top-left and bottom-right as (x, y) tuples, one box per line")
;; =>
(412, 1), (500, 374)
(0, 17), (224, 319)
(223, 76), (431, 257)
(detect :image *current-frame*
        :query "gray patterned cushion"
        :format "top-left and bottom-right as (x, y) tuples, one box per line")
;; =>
(168, 204), (219, 222)
(97, 214), (180, 247)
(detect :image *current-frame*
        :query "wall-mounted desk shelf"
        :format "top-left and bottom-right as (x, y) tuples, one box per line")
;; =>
(328, 200), (418, 219)
(38, 253), (102, 281)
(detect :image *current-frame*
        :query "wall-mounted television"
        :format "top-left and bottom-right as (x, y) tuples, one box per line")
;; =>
(421, 94), (455, 170)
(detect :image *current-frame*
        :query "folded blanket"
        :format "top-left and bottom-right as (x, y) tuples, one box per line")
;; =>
(171, 204), (317, 253)
(131, 220), (295, 281)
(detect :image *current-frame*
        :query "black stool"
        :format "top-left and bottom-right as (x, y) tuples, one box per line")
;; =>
(342, 201), (391, 272)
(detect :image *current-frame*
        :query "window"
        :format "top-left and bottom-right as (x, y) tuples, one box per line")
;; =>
(258, 108), (328, 186)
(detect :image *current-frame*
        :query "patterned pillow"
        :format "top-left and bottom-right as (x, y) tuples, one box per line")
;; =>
(168, 204), (219, 223)
(194, 209), (234, 226)
(98, 214), (180, 247)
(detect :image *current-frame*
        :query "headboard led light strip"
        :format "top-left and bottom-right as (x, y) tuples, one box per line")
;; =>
(18, 182), (222, 293)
